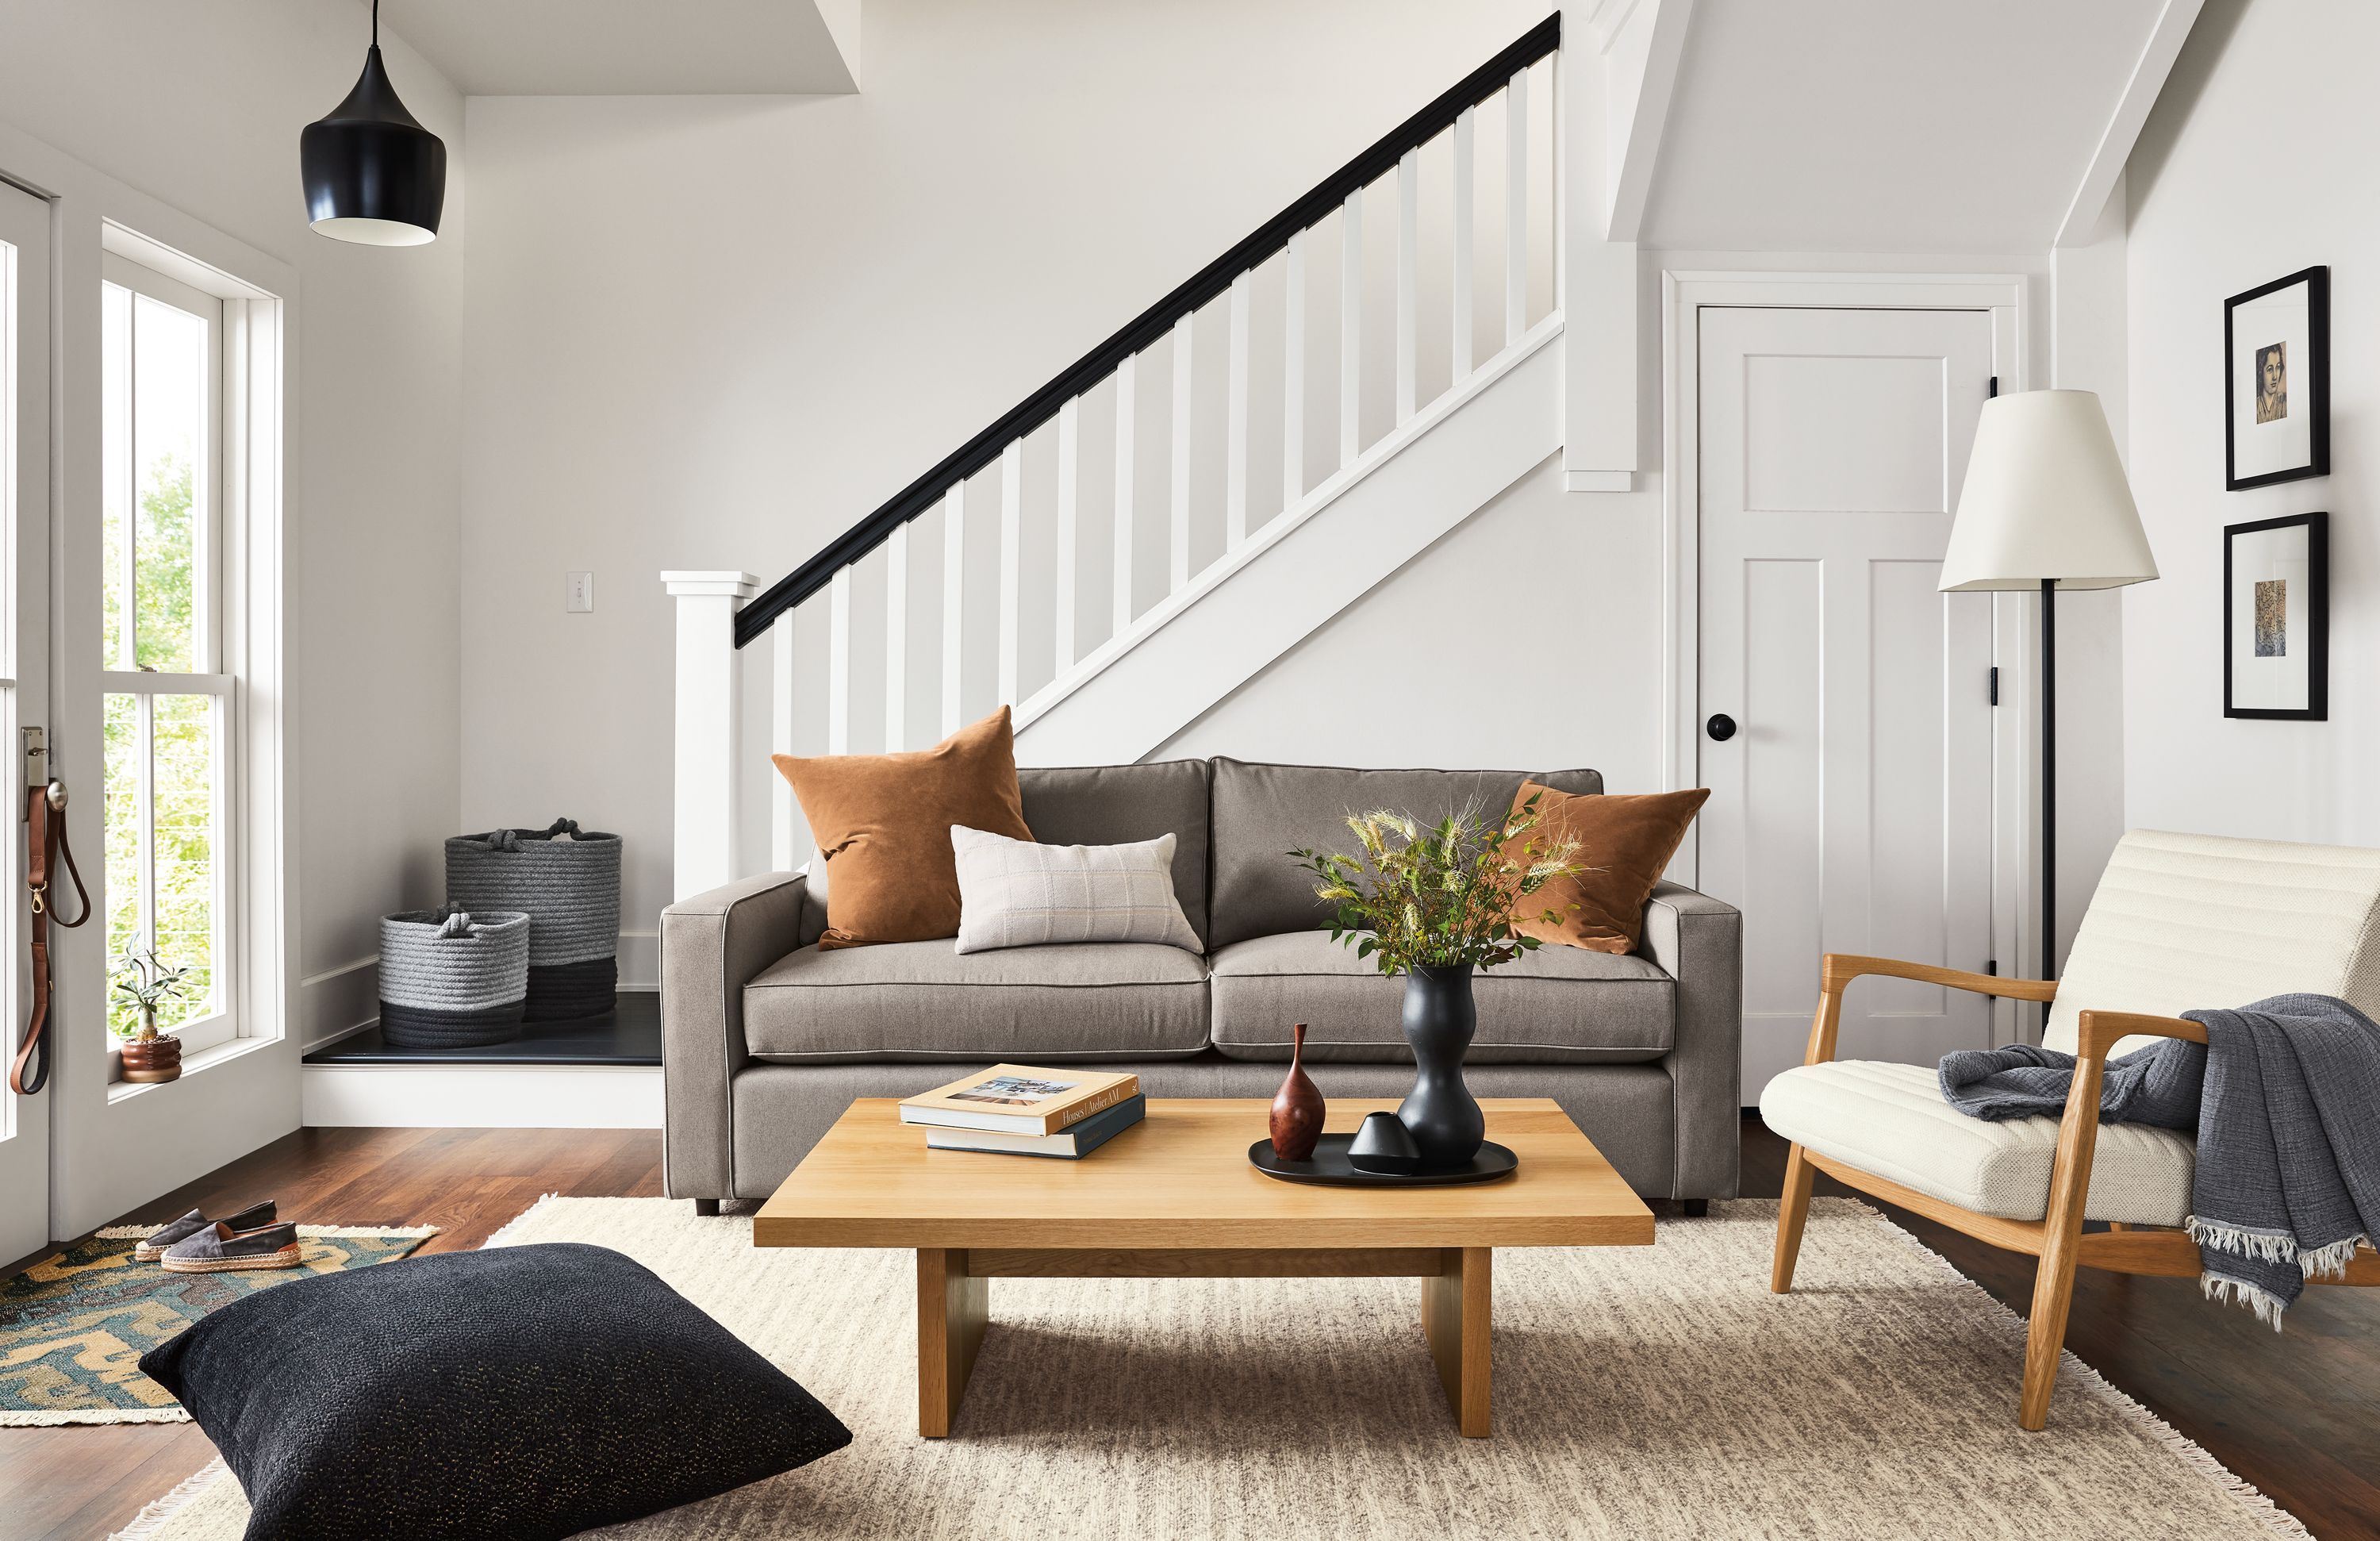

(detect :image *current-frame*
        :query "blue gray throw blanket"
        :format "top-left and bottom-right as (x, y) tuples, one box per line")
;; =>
(1937, 993), (2380, 1326)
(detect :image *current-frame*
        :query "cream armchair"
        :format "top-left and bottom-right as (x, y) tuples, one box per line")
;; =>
(1760, 830), (2380, 1430)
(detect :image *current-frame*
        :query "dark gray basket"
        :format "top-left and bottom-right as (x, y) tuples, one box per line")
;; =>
(445, 819), (621, 1021)
(378, 909), (530, 1048)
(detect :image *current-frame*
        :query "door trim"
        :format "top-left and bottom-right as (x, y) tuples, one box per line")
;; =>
(1663, 270), (2033, 1048)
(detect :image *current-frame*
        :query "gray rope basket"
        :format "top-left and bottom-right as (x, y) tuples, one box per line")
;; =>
(378, 909), (530, 1049)
(445, 818), (622, 1021)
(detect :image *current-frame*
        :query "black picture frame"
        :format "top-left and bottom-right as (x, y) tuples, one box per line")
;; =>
(2223, 511), (2328, 721)
(2225, 266), (2329, 490)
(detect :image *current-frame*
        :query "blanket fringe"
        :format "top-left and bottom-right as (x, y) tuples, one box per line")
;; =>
(2200, 1274), (2289, 1332)
(2187, 1216), (2298, 1266)
(2296, 1234), (2367, 1281)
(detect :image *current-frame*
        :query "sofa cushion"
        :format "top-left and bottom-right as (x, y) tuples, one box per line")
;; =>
(1760, 1059), (2196, 1224)
(1207, 759), (1604, 950)
(1019, 759), (1213, 948)
(1207, 931), (1672, 1064)
(744, 940), (1209, 1063)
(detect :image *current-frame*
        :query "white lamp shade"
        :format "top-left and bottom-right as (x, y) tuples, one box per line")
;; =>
(1939, 389), (2158, 592)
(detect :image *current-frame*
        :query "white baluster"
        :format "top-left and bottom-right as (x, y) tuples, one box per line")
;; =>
(1113, 355), (1136, 635)
(1506, 69), (1529, 348)
(1452, 105), (1476, 383)
(827, 565), (852, 755)
(1226, 271), (1250, 548)
(662, 571), (758, 901)
(883, 522), (908, 751)
(941, 485), (965, 737)
(1396, 148), (1418, 425)
(1283, 229), (1306, 513)
(1169, 313), (1193, 593)
(1340, 190), (1362, 467)
(1056, 397), (1080, 670)
(772, 609), (795, 870)
(999, 440), (1023, 706)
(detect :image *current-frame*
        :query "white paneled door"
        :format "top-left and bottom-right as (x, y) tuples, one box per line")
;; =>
(0, 179), (52, 1263)
(1696, 306), (1998, 1101)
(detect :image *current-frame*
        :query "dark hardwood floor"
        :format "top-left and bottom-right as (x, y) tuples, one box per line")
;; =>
(7, 1116), (2375, 1539)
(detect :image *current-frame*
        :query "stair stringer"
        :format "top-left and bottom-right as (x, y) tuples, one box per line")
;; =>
(1014, 317), (1563, 768)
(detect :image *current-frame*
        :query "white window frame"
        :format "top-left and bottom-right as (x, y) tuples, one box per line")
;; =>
(99, 253), (236, 1059)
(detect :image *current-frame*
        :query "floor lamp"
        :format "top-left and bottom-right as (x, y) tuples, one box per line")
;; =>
(1940, 390), (2158, 1014)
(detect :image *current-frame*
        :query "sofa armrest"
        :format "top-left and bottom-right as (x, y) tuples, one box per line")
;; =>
(1640, 880), (1744, 1200)
(659, 870), (808, 1201)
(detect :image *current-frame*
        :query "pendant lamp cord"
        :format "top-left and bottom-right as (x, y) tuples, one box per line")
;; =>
(371, 0), (380, 48)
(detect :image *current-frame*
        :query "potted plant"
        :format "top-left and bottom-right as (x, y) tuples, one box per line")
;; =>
(1289, 796), (1583, 1169)
(113, 947), (196, 1084)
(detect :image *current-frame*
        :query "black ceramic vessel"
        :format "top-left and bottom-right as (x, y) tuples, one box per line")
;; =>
(1398, 964), (1484, 1169)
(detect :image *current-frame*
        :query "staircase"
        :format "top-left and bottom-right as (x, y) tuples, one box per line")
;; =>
(666, 17), (1565, 900)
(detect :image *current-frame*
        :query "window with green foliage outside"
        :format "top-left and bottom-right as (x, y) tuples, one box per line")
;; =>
(100, 275), (221, 1040)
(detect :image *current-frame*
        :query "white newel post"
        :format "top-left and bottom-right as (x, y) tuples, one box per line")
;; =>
(662, 571), (759, 901)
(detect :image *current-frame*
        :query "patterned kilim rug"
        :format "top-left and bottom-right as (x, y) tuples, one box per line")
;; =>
(118, 1197), (2309, 1540)
(2, 1224), (436, 1425)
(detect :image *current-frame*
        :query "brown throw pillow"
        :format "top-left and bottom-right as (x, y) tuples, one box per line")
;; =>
(772, 707), (1033, 949)
(1508, 782), (1710, 955)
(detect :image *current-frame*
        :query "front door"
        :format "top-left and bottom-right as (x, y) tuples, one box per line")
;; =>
(1695, 305), (1998, 1100)
(0, 179), (53, 1263)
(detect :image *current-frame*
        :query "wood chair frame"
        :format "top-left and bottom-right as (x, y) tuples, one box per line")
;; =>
(1769, 954), (2380, 1430)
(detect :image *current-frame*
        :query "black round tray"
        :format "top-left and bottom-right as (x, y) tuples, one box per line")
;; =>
(1248, 1134), (1518, 1187)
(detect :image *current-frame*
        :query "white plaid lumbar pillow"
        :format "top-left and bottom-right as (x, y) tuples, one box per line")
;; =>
(950, 824), (1201, 955)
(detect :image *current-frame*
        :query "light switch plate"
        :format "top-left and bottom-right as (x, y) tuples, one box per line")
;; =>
(566, 571), (594, 613)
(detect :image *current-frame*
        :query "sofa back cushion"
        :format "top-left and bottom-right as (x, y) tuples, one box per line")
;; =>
(1019, 760), (1214, 949)
(1207, 759), (1605, 951)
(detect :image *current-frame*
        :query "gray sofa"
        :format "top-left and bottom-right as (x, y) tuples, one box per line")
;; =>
(660, 758), (1742, 1208)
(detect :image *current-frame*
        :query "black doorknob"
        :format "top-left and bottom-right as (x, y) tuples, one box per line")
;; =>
(1706, 713), (1737, 742)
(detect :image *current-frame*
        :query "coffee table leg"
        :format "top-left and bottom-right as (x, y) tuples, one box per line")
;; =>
(1421, 1246), (1491, 1436)
(917, 1247), (988, 1438)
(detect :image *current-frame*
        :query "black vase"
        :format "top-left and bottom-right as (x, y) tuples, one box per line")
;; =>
(1398, 964), (1484, 1170)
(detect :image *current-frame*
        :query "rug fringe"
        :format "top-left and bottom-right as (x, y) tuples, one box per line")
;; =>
(94, 1224), (440, 1240)
(109, 1458), (228, 1540)
(482, 1193), (563, 1249)
(0, 1405), (188, 1428)
(1835, 1201), (2313, 1541)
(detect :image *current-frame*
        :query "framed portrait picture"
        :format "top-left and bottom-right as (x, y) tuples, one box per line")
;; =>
(2225, 266), (2329, 490)
(2224, 512), (2328, 720)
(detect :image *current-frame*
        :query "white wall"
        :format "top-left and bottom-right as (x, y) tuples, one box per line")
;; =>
(0, 1), (467, 1056)
(2122, 0), (2371, 843)
(456, 0), (1554, 969)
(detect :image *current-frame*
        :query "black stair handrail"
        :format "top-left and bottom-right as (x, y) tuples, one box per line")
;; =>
(733, 12), (1560, 649)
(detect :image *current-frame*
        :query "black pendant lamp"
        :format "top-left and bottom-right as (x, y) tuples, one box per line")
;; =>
(300, 0), (446, 245)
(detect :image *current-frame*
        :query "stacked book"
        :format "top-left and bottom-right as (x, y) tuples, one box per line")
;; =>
(898, 1065), (1145, 1159)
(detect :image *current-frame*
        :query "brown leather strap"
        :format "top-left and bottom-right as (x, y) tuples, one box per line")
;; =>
(13, 783), (92, 1097)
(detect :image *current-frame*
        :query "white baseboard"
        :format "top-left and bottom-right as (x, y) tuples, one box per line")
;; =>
(301, 1064), (663, 1128)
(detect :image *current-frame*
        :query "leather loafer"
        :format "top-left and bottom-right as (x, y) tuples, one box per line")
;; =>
(135, 1201), (276, 1261)
(161, 1220), (303, 1274)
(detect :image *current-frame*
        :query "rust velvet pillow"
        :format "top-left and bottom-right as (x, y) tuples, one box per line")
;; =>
(772, 707), (1033, 949)
(1509, 782), (1710, 955)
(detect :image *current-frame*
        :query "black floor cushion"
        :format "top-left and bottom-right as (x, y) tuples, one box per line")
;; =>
(139, 1242), (851, 1540)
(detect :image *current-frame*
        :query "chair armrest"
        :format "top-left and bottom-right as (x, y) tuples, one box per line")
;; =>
(2074, 1009), (2205, 1063)
(1801, 954), (2058, 1066)
(658, 870), (808, 1200)
(1641, 881), (1743, 1200)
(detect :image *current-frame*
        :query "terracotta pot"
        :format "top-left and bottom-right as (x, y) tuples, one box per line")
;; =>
(1269, 1021), (1326, 1162)
(120, 1032), (182, 1085)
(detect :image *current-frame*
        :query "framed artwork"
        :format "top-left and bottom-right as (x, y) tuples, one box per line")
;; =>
(2224, 512), (2328, 721)
(2225, 266), (2329, 490)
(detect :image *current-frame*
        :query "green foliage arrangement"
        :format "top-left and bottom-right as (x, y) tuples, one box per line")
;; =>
(111, 946), (198, 1041)
(1288, 794), (1585, 976)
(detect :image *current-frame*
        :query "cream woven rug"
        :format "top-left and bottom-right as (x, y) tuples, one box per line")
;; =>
(119, 1196), (2305, 1540)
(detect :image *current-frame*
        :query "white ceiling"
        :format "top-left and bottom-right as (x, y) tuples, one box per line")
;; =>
(385, 0), (861, 96)
(1640, 0), (2171, 252)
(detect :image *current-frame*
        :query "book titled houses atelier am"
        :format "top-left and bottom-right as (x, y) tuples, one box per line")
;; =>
(897, 1066), (1141, 1136)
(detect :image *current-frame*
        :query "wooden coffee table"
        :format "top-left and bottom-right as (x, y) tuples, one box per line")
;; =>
(754, 1097), (1653, 1438)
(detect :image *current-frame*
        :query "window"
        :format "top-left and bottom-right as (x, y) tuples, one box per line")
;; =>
(99, 255), (232, 1055)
